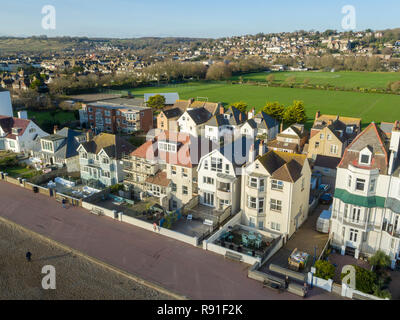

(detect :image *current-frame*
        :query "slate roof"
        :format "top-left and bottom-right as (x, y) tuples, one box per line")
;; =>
(252, 111), (279, 130)
(219, 136), (262, 167)
(338, 123), (389, 174)
(314, 155), (341, 170)
(205, 106), (246, 127)
(162, 107), (183, 119)
(38, 128), (85, 160)
(187, 108), (212, 125)
(79, 133), (134, 159)
(257, 150), (307, 183)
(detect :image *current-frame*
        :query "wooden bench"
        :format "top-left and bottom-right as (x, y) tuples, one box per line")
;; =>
(225, 251), (243, 262)
(91, 207), (104, 216)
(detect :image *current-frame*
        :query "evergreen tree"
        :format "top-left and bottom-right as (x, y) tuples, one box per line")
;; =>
(283, 100), (306, 124)
(230, 101), (248, 113)
(262, 101), (285, 122)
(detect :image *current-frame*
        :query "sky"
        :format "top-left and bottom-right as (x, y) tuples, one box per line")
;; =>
(0, 0), (399, 39)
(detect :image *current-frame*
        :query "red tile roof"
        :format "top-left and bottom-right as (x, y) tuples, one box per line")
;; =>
(0, 116), (31, 140)
(130, 131), (215, 168)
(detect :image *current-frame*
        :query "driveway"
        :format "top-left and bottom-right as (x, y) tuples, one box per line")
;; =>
(0, 181), (338, 300)
(261, 204), (330, 274)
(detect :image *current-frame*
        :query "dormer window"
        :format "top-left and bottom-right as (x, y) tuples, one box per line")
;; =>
(346, 126), (353, 134)
(359, 147), (372, 165)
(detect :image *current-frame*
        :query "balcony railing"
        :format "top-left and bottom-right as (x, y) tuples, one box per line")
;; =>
(343, 218), (367, 229)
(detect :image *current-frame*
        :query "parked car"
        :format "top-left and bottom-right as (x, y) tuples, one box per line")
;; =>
(318, 184), (330, 193)
(319, 193), (333, 205)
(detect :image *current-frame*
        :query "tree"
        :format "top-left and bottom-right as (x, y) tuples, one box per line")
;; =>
(147, 94), (166, 110)
(205, 62), (232, 81)
(285, 76), (296, 86)
(342, 265), (377, 294)
(369, 250), (391, 272)
(262, 101), (285, 122)
(266, 74), (275, 84)
(283, 100), (306, 125)
(314, 260), (335, 280)
(230, 101), (248, 113)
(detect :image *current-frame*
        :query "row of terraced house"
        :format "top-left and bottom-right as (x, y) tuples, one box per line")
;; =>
(2, 88), (400, 268)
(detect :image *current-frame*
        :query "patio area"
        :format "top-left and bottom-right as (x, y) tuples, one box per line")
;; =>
(213, 225), (276, 259)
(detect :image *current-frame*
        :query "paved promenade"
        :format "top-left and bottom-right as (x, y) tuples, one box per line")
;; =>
(0, 181), (339, 300)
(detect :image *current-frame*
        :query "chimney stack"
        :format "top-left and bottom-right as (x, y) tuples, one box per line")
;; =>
(259, 140), (265, 156)
(280, 122), (283, 133)
(53, 125), (58, 134)
(328, 119), (333, 126)
(315, 111), (321, 120)
(249, 144), (256, 162)
(86, 129), (93, 142)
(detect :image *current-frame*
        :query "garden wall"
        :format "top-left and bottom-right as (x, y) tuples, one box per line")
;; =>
(206, 241), (261, 265)
(307, 273), (333, 292)
(120, 214), (198, 247)
(82, 201), (117, 219)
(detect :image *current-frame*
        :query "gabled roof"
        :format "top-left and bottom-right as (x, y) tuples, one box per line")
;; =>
(79, 133), (134, 159)
(42, 128), (85, 159)
(218, 136), (262, 167)
(338, 123), (389, 174)
(186, 108), (212, 125)
(257, 150), (307, 183)
(130, 131), (217, 168)
(0, 115), (31, 140)
(253, 111), (279, 130)
(161, 107), (183, 119)
(205, 106), (246, 128)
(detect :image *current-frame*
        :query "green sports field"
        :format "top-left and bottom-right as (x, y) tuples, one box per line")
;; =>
(124, 82), (400, 128)
(231, 71), (400, 90)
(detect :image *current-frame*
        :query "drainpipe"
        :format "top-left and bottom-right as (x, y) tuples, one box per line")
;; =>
(286, 182), (293, 239)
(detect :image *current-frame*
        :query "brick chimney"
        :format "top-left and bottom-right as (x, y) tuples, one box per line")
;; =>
(315, 111), (321, 120)
(53, 125), (58, 134)
(86, 129), (93, 142)
(328, 119), (333, 126)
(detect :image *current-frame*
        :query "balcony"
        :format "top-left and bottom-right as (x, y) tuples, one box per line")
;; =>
(343, 218), (367, 229)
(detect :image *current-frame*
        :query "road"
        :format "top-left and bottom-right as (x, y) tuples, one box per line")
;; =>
(0, 180), (340, 300)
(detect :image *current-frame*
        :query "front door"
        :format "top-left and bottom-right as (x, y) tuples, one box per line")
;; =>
(204, 192), (214, 206)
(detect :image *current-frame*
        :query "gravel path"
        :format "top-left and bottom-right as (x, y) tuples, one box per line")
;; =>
(0, 219), (173, 300)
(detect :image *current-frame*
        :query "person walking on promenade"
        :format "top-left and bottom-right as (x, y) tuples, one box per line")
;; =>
(302, 282), (308, 298)
(26, 250), (32, 262)
(62, 198), (67, 209)
(285, 276), (289, 289)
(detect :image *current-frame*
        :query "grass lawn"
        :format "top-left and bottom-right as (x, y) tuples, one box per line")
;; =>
(122, 82), (400, 129)
(13, 110), (78, 129)
(3, 166), (39, 179)
(231, 71), (400, 90)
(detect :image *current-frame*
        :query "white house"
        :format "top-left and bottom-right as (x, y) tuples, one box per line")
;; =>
(77, 133), (135, 188)
(177, 107), (213, 137)
(241, 150), (311, 237)
(330, 122), (400, 269)
(0, 113), (48, 153)
(197, 137), (266, 214)
(204, 106), (247, 143)
(240, 111), (279, 141)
